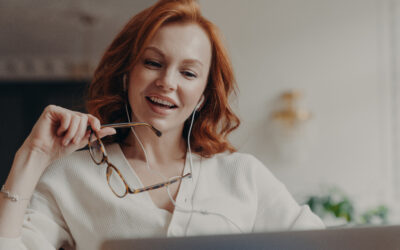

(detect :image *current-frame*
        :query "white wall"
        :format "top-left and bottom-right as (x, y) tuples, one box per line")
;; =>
(200, 0), (397, 214)
(0, 0), (157, 79)
(393, 0), (400, 200)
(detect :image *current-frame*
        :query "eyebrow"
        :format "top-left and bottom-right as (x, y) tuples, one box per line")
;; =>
(144, 46), (164, 57)
(144, 46), (204, 68)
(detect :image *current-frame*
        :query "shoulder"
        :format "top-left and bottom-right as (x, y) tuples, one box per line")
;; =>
(38, 143), (119, 191)
(41, 143), (122, 181)
(43, 148), (93, 177)
(200, 151), (277, 183)
(203, 151), (269, 173)
(33, 145), (121, 203)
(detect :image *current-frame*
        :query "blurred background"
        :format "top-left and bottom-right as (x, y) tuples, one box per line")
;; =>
(1, 0), (400, 227)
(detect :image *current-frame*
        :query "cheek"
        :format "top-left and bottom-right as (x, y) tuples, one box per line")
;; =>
(128, 71), (151, 96)
(181, 85), (206, 110)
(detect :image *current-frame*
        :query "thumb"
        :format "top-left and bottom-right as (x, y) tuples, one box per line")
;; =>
(83, 127), (117, 147)
(98, 127), (117, 139)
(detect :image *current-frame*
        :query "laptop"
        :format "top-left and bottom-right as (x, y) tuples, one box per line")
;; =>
(100, 225), (400, 250)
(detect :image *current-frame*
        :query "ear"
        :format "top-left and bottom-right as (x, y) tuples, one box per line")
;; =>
(195, 95), (205, 111)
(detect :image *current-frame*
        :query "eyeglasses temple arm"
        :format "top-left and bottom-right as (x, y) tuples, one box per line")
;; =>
(93, 122), (162, 137)
(129, 173), (192, 194)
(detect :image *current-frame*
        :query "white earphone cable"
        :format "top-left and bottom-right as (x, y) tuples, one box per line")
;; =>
(124, 103), (167, 181)
(123, 82), (242, 233)
(165, 109), (243, 233)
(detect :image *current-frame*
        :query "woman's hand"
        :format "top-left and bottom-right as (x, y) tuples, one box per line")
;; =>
(0, 105), (116, 238)
(19, 105), (116, 168)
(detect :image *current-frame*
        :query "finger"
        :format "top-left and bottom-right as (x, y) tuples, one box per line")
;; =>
(97, 127), (117, 139)
(75, 123), (95, 148)
(72, 115), (88, 145)
(84, 130), (92, 143)
(62, 115), (80, 146)
(77, 126), (116, 149)
(87, 114), (101, 132)
(56, 112), (72, 137)
(43, 105), (72, 135)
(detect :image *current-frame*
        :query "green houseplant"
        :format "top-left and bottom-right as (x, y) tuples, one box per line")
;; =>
(305, 187), (388, 227)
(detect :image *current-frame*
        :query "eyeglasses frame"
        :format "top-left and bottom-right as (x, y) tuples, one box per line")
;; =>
(88, 122), (192, 198)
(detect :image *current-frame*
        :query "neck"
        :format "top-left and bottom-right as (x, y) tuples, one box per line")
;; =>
(122, 126), (187, 167)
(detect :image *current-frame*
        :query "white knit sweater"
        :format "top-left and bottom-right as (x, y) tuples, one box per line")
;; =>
(0, 143), (324, 249)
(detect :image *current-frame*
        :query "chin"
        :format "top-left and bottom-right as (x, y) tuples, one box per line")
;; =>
(148, 120), (172, 132)
(131, 111), (185, 134)
(152, 120), (185, 135)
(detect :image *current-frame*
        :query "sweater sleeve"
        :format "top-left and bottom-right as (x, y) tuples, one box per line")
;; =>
(249, 156), (325, 232)
(0, 192), (74, 250)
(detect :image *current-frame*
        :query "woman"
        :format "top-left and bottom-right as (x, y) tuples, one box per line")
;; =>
(0, 0), (324, 249)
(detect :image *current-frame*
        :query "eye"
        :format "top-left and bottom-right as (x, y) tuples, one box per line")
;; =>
(144, 59), (162, 69)
(181, 70), (197, 79)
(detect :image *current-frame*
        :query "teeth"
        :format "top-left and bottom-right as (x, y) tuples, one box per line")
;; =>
(149, 96), (175, 107)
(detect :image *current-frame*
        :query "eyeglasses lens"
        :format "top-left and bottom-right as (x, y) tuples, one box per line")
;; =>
(107, 167), (128, 197)
(89, 133), (105, 164)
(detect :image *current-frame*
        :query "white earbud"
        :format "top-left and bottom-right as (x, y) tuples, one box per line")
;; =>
(195, 95), (205, 111)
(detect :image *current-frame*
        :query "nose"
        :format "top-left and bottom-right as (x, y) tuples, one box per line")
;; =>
(155, 68), (177, 91)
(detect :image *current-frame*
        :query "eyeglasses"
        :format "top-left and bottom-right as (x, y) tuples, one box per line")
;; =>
(88, 122), (192, 198)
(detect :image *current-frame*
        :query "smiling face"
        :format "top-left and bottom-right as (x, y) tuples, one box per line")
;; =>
(127, 22), (212, 135)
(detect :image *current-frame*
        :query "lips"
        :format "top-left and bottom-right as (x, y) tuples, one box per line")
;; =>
(146, 96), (178, 108)
(145, 95), (178, 115)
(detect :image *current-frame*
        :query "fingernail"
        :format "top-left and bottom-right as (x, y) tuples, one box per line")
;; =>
(63, 139), (70, 146)
(112, 128), (117, 135)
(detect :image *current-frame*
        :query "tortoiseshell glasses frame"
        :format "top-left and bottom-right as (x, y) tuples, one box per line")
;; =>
(88, 122), (191, 198)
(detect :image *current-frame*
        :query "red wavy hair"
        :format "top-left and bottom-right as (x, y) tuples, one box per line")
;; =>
(87, 0), (240, 157)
